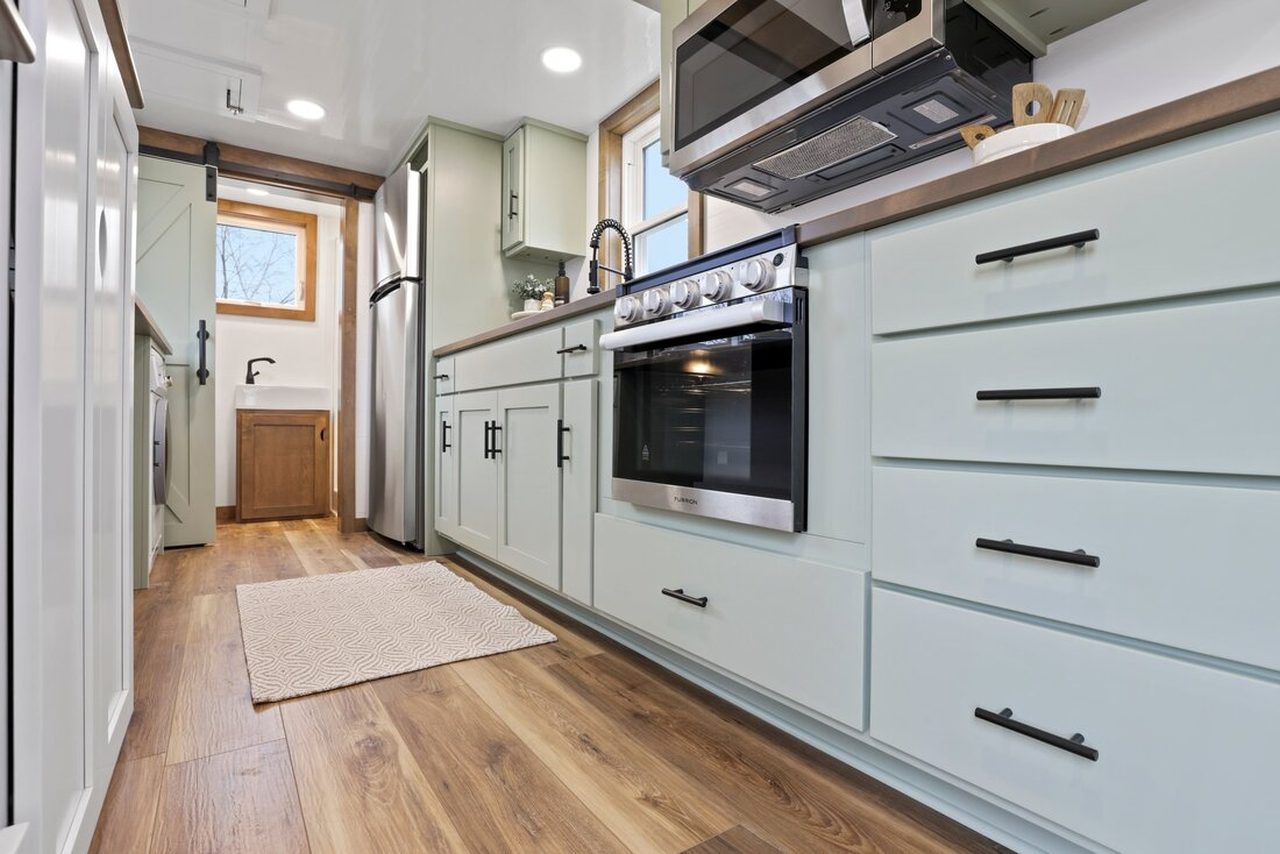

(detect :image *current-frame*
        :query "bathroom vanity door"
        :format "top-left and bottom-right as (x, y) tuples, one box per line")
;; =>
(136, 156), (217, 547)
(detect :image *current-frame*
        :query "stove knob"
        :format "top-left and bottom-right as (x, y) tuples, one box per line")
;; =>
(615, 296), (642, 324)
(737, 257), (776, 292)
(700, 269), (733, 302)
(642, 287), (671, 317)
(670, 279), (700, 309)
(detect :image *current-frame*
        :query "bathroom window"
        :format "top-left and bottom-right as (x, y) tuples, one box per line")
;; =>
(622, 113), (688, 276)
(215, 199), (318, 321)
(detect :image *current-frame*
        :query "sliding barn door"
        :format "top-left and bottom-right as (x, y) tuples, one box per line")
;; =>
(136, 156), (217, 546)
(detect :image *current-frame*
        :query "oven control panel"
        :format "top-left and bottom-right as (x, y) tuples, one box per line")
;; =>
(614, 239), (807, 329)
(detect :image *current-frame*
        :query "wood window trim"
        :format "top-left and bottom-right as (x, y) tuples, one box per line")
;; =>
(598, 81), (704, 280)
(215, 198), (318, 322)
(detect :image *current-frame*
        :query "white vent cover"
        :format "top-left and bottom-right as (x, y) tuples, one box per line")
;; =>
(754, 117), (896, 181)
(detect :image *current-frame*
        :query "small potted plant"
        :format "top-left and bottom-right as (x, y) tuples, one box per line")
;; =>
(512, 275), (550, 313)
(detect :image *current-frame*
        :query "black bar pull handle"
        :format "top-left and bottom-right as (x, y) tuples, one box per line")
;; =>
(976, 537), (1100, 568)
(556, 419), (571, 468)
(483, 420), (492, 459)
(661, 587), (708, 608)
(976, 229), (1100, 265)
(196, 319), (210, 385)
(509, 191), (519, 219)
(975, 707), (1099, 761)
(556, 344), (588, 355)
(977, 387), (1101, 402)
(433, 373), (450, 381)
(490, 422), (502, 457)
(440, 420), (452, 453)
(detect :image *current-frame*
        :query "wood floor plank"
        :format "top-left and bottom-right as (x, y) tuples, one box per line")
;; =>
(373, 668), (628, 852)
(683, 825), (782, 854)
(150, 740), (309, 854)
(120, 559), (193, 761)
(280, 683), (465, 854)
(548, 653), (1001, 854)
(284, 525), (360, 575)
(165, 592), (284, 765)
(453, 651), (735, 851)
(88, 753), (166, 854)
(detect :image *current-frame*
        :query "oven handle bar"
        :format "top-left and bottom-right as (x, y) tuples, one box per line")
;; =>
(599, 300), (788, 351)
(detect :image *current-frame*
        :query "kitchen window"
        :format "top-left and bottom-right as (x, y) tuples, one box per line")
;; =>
(622, 113), (688, 275)
(215, 199), (318, 321)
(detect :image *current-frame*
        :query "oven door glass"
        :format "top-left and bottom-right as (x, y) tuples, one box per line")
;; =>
(614, 325), (800, 501)
(674, 0), (875, 151)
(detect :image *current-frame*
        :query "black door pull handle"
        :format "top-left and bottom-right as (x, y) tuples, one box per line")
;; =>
(440, 420), (452, 453)
(196, 319), (210, 385)
(975, 707), (1098, 761)
(489, 423), (502, 457)
(483, 420), (492, 459)
(661, 587), (708, 608)
(556, 344), (588, 355)
(976, 229), (1100, 265)
(977, 387), (1101, 401)
(976, 538), (1100, 568)
(556, 419), (571, 468)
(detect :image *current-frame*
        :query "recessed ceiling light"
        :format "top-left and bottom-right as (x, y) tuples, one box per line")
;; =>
(541, 46), (582, 74)
(245, 187), (270, 197)
(286, 98), (326, 121)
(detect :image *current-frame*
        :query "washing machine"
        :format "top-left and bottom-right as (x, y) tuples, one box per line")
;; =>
(148, 345), (169, 569)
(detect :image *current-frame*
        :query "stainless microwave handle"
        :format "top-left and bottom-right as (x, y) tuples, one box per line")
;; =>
(841, 0), (871, 45)
(600, 300), (788, 352)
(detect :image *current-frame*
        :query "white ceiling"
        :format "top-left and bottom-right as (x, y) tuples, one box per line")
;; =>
(122, 0), (661, 176)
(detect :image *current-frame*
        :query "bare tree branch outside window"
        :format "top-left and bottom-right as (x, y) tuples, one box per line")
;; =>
(215, 222), (300, 306)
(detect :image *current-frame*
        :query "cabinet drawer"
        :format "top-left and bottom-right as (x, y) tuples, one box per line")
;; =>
(452, 327), (564, 392)
(560, 318), (600, 378)
(594, 516), (867, 729)
(872, 296), (1280, 476)
(873, 465), (1280, 671)
(870, 589), (1280, 853)
(432, 357), (455, 395)
(870, 120), (1280, 334)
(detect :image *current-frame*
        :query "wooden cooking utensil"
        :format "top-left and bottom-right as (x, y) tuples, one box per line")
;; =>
(1012, 82), (1055, 126)
(1050, 88), (1089, 129)
(960, 124), (997, 149)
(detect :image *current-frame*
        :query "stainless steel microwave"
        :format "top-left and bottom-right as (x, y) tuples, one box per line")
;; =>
(669, 0), (1032, 209)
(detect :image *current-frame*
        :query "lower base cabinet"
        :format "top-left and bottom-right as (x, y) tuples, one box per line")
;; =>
(235, 409), (330, 521)
(869, 588), (1280, 853)
(594, 515), (868, 730)
(437, 379), (596, 593)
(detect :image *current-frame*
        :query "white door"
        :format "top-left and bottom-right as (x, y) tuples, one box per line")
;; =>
(136, 156), (216, 546)
(496, 383), (562, 588)
(453, 390), (498, 557)
(12, 0), (93, 848)
(434, 395), (458, 538)
(501, 128), (524, 251)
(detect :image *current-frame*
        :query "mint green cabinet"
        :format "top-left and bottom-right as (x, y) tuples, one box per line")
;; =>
(501, 121), (588, 263)
(559, 378), (597, 605)
(451, 391), (499, 556)
(433, 394), (458, 539)
(496, 383), (563, 587)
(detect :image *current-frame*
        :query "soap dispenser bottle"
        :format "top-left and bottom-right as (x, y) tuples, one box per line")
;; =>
(554, 261), (570, 306)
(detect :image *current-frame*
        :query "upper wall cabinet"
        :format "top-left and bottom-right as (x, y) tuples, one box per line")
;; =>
(501, 120), (588, 262)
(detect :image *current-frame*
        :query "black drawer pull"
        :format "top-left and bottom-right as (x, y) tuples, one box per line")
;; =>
(433, 373), (450, 381)
(556, 344), (589, 355)
(976, 229), (1100, 265)
(489, 423), (502, 457)
(977, 387), (1101, 402)
(440, 420), (451, 453)
(976, 538), (1100, 568)
(556, 419), (571, 468)
(483, 420), (493, 459)
(661, 587), (708, 608)
(975, 707), (1098, 761)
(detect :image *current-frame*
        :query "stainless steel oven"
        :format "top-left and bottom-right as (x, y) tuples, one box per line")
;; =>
(601, 229), (807, 532)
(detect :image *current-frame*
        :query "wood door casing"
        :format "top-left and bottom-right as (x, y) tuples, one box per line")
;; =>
(236, 410), (331, 522)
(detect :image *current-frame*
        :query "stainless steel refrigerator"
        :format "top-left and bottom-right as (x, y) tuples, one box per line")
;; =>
(368, 163), (425, 547)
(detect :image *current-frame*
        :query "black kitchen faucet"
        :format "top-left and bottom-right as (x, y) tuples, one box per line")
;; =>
(245, 357), (276, 384)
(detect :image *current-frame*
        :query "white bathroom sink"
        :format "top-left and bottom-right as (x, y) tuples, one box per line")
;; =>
(234, 385), (331, 411)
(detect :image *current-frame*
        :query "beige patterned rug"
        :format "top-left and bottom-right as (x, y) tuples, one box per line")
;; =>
(235, 561), (557, 703)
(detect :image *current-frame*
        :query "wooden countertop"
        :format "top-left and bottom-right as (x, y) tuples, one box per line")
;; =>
(134, 296), (172, 355)
(433, 66), (1280, 358)
(798, 65), (1280, 247)
(433, 288), (617, 357)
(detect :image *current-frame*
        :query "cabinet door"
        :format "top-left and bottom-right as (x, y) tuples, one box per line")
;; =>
(434, 395), (458, 537)
(501, 128), (525, 252)
(453, 391), (499, 557)
(496, 384), (562, 588)
(236, 410), (330, 521)
(560, 379), (597, 605)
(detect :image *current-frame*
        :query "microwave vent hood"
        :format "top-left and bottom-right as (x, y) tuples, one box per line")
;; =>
(679, 4), (1032, 213)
